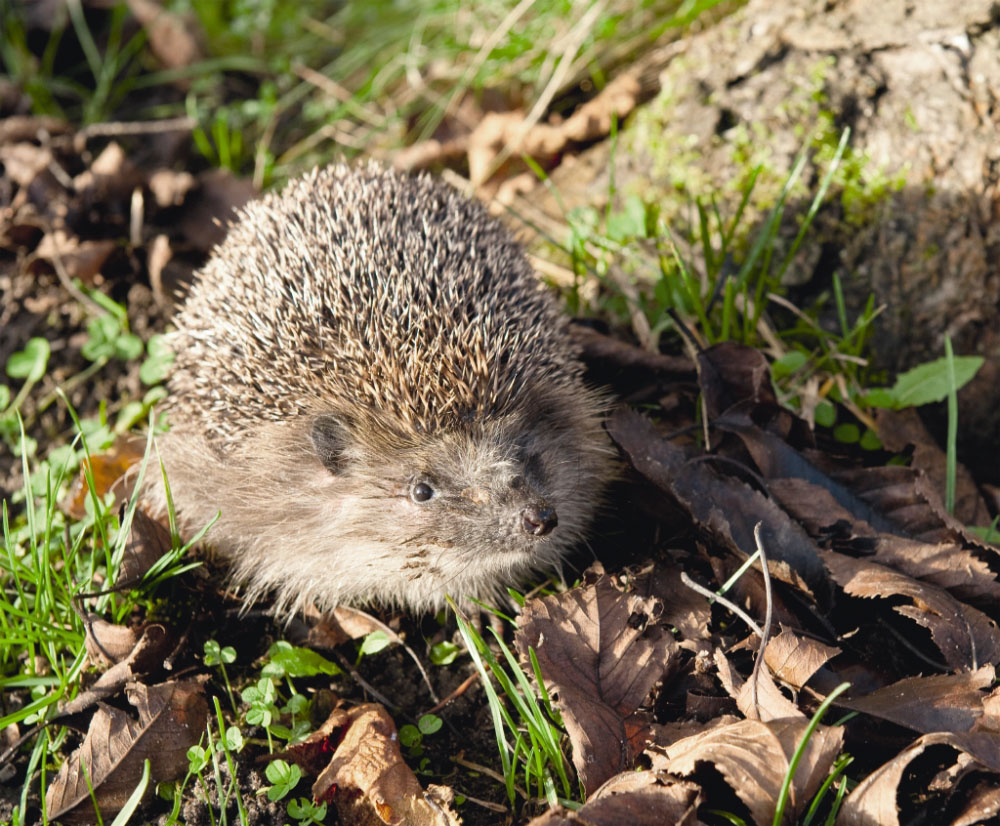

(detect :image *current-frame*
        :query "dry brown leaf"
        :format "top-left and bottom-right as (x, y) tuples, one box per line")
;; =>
(62, 624), (173, 717)
(825, 463), (983, 547)
(466, 72), (641, 186)
(607, 408), (826, 597)
(654, 717), (843, 826)
(715, 649), (804, 722)
(630, 562), (713, 654)
(61, 435), (146, 519)
(868, 534), (1000, 605)
(698, 341), (778, 418)
(32, 231), (116, 285)
(308, 605), (399, 647)
(950, 783), (1000, 826)
(526, 771), (702, 825)
(840, 668), (996, 735)
(836, 731), (1000, 826)
(876, 407), (990, 526)
(117, 507), (173, 588)
(821, 550), (1000, 670)
(767, 477), (1000, 606)
(0, 142), (53, 186)
(515, 565), (679, 795)
(295, 703), (460, 826)
(45, 680), (207, 824)
(83, 619), (141, 666)
(125, 0), (203, 71)
(650, 716), (743, 750)
(714, 411), (899, 538)
(148, 169), (196, 207)
(764, 629), (841, 691)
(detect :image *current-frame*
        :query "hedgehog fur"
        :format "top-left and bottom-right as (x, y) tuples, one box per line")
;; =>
(146, 162), (614, 615)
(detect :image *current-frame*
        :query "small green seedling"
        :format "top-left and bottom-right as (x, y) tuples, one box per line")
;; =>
(287, 797), (327, 825)
(140, 334), (174, 385)
(81, 314), (143, 363)
(399, 713), (443, 758)
(287, 797), (326, 826)
(264, 759), (302, 802)
(242, 677), (279, 730)
(862, 354), (983, 410)
(263, 640), (341, 678)
(429, 640), (460, 666)
(355, 629), (391, 665)
(204, 639), (238, 710)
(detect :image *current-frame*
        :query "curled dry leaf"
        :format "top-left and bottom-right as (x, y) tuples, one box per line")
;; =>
(839, 667), (997, 736)
(291, 703), (460, 826)
(827, 464), (981, 547)
(714, 649), (804, 722)
(83, 618), (142, 666)
(45, 679), (207, 824)
(697, 341), (778, 418)
(117, 506), (173, 588)
(526, 770), (702, 826)
(32, 231), (116, 285)
(607, 408), (826, 596)
(764, 628), (841, 691)
(867, 534), (1000, 606)
(837, 730), (1000, 826)
(651, 717), (843, 826)
(125, 0), (203, 71)
(515, 564), (679, 794)
(950, 783), (1000, 826)
(821, 550), (1000, 671)
(629, 562), (713, 654)
(62, 624), (173, 717)
(875, 407), (990, 526)
(767, 476), (1000, 606)
(61, 434), (146, 520)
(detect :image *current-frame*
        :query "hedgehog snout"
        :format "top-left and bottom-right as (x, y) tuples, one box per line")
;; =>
(521, 503), (558, 537)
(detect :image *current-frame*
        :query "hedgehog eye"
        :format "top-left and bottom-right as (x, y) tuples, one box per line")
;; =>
(411, 481), (435, 503)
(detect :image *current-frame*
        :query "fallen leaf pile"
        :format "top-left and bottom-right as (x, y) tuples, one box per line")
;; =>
(0, 114), (256, 484)
(500, 338), (1000, 825)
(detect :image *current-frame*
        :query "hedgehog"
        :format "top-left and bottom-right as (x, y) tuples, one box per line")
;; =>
(145, 162), (614, 616)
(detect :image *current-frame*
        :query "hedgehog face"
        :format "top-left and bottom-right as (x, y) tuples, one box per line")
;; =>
(301, 405), (608, 610)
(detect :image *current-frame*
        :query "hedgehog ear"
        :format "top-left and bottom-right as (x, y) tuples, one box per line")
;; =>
(311, 414), (349, 475)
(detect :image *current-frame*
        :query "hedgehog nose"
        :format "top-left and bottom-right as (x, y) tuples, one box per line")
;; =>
(521, 504), (558, 537)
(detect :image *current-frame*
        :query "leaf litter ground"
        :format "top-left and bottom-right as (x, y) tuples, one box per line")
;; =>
(4, 105), (1000, 826)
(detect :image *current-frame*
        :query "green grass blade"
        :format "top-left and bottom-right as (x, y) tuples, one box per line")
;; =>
(772, 682), (851, 826)
(944, 336), (958, 514)
(109, 760), (150, 826)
